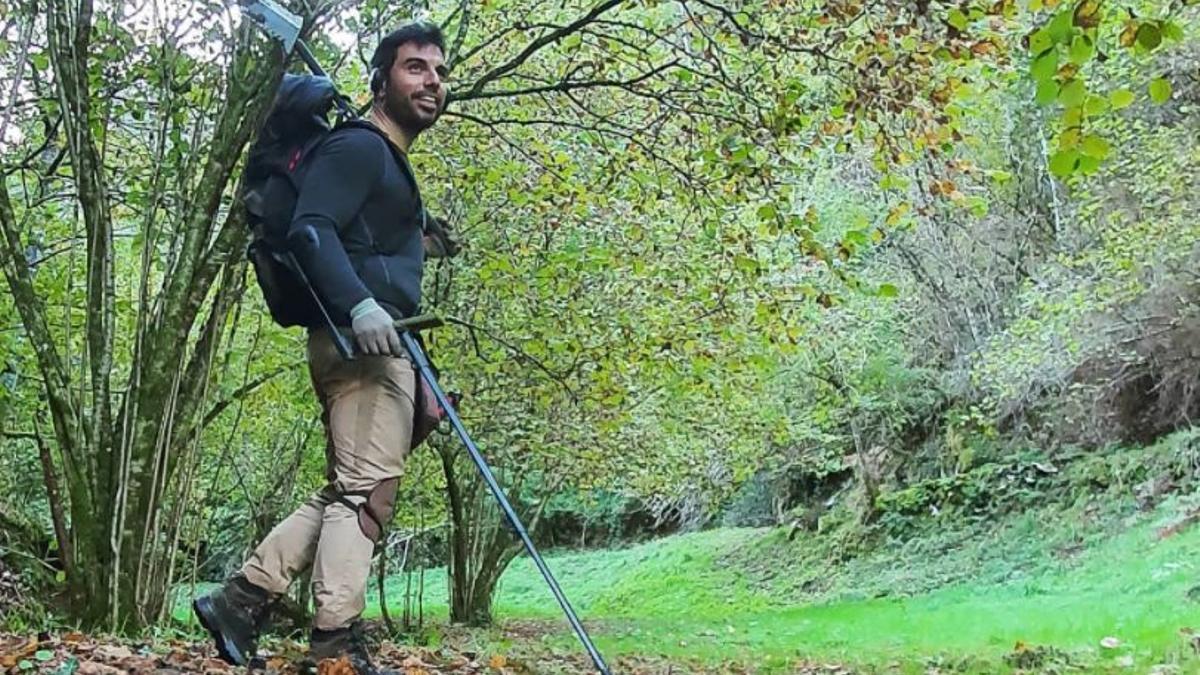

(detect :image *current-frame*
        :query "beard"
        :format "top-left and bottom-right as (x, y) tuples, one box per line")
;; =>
(381, 86), (439, 136)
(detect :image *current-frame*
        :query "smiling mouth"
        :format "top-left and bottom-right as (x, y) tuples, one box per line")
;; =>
(413, 95), (439, 112)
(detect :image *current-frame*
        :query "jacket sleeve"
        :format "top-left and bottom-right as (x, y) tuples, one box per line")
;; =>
(286, 129), (387, 320)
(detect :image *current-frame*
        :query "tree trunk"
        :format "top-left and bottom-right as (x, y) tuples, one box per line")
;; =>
(438, 438), (549, 627)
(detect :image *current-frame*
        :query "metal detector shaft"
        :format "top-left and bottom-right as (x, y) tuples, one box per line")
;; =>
(398, 330), (612, 675)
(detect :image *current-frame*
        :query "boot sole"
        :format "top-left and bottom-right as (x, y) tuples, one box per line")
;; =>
(193, 596), (248, 666)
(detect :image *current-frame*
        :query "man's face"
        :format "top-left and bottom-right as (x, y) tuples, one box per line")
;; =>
(379, 42), (448, 134)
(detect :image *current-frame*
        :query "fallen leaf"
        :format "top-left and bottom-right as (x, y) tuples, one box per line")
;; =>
(488, 653), (507, 669)
(317, 656), (356, 675)
(76, 662), (123, 675)
(0, 636), (38, 668)
(94, 645), (133, 661)
(400, 655), (432, 668)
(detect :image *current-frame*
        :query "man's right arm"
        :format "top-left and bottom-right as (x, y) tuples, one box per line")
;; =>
(288, 129), (384, 319)
(288, 130), (400, 355)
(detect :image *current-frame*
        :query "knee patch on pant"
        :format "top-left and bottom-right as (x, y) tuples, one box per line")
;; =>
(349, 477), (399, 543)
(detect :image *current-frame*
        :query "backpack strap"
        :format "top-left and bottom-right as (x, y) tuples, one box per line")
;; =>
(332, 119), (423, 215)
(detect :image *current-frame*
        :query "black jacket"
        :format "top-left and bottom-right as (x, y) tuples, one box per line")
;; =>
(287, 124), (425, 324)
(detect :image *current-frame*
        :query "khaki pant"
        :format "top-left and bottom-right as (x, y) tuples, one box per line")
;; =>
(242, 329), (415, 629)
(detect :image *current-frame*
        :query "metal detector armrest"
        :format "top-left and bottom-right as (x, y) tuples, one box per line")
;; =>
(393, 314), (443, 333)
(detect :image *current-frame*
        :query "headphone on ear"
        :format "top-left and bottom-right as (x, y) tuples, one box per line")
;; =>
(369, 67), (386, 97)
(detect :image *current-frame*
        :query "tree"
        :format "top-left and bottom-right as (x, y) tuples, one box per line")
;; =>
(0, 0), (290, 627)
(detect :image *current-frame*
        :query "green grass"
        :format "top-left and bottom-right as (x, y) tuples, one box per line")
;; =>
(365, 492), (1200, 672)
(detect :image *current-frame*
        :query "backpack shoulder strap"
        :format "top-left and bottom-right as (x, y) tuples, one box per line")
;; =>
(330, 119), (433, 236)
(333, 119), (421, 200)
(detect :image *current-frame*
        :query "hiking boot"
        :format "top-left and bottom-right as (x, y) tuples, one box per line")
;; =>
(192, 574), (273, 666)
(301, 621), (395, 675)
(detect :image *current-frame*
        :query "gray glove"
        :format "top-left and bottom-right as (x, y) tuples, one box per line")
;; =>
(350, 298), (401, 356)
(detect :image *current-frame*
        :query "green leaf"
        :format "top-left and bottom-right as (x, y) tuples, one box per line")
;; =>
(1069, 36), (1093, 64)
(562, 33), (582, 49)
(1047, 11), (1073, 43)
(55, 570), (66, 583)
(1136, 23), (1162, 50)
(1077, 155), (1102, 175)
(1084, 94), (1109, 116)
(1035, 80), (1059, 106)
(1110, 89), (1135, 109)
(1058, 79), (1086, 107)
(877, 283), (899, 298)
(844, 230), (869, 246)
(1162, 21), (1184, 42)
(1062, 105), (1083, 128)
(1104, 89), (1132, 109)
(1149, 78), (1172, 104)
(948, 9), (969, 31)
(1081, 134), (1110, 160)
(35, 650), (54, 662)
(1029, 29), (1054, 55)
(756, 204), (776, 221)
(1030, 51), (1058, 82)
(733, 255), (758, 274)
(1049, 149), (1079, 177)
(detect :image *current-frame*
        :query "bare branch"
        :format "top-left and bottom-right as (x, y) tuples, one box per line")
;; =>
(198, 361), (303, 431)
(444, 316), (578, 402)
(458, 0), (625, 99)
(0, 13), (34, 143)
(445, 0), (471, 67)
(453, 59), (678, 102)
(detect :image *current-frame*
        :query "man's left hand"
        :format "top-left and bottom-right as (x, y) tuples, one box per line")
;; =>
(424, 215), (461, 259)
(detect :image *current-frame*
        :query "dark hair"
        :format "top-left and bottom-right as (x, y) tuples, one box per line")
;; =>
(369, 22), (446, 95)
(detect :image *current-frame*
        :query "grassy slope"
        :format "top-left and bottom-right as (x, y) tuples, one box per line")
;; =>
(366, 442), (1200, 672)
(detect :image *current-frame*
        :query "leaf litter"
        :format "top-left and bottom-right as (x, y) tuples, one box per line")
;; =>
(0, 632), (857, 674)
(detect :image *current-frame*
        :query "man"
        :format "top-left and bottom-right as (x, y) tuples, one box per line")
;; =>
(193, 22), (452, 675)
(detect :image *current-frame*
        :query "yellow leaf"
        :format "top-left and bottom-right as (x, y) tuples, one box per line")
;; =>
(1073, 0), (1101, 28)
(1119, 21), (1138, 48)
(886, 202), (911, 225)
